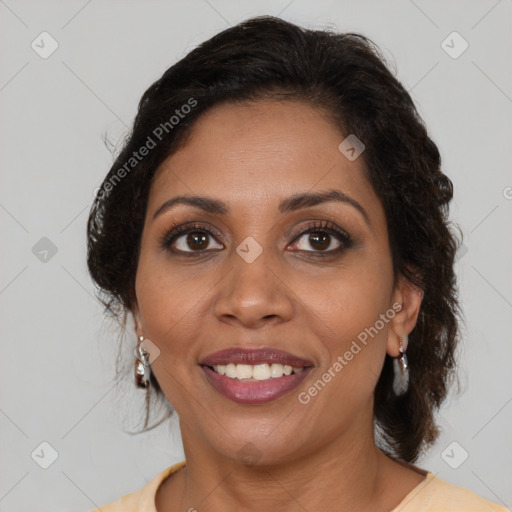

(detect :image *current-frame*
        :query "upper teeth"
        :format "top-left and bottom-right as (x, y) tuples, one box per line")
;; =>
(213, 363), (304, 380)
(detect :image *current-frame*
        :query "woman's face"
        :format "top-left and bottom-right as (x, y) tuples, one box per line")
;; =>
(134, 99), (415, 464)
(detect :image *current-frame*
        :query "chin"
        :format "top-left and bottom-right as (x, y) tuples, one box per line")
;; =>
(203, 421), (309, 467)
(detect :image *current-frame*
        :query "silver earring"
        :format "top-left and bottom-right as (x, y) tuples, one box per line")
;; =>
(135, 336), (151, 389)
(392, 335), (409, 396)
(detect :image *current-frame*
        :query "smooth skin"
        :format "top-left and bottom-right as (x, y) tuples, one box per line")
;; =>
(132, 99), (426, 511)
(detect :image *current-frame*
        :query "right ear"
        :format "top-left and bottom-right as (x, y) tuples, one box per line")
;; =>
(131, 303), (143, 339)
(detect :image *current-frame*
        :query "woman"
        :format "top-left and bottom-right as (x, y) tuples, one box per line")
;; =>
(87, 16), (509, 512)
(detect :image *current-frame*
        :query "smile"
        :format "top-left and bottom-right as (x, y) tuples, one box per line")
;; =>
(199, 347), (314, 404)
(211, 363), (304, 380)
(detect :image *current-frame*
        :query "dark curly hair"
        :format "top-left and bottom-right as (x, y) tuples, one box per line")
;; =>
(87, 15), (462, 463)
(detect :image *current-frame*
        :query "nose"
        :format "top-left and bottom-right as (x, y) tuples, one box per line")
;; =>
(213, 247), (294, 329)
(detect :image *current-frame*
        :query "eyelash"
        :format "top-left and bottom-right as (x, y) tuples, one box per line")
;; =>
(158, 220), (353, 258)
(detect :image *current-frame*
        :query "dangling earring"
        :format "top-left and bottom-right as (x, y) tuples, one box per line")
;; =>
(392, 335), (409, 396)
(135, 336), (151, 389)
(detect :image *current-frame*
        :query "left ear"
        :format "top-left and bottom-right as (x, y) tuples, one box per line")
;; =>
(386, 273), (424, 357)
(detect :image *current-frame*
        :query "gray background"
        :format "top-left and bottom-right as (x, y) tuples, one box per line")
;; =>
(1, 1), (511, 510)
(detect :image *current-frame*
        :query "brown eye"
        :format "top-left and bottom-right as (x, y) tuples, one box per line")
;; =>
(289, 220), (353, 255)
(184, 231), (209, 251)
(172, 230), (223, 253)
(160, 223), (224, 254)
(304, 232), (336, 251)
(294, 231), (341, 252)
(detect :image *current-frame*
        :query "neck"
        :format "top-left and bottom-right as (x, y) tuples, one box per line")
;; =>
(165, 411), (402, 511)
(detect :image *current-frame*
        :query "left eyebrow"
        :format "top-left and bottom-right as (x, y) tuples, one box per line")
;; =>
(152, 188), (371, 228)
(277, 189), (370, 227)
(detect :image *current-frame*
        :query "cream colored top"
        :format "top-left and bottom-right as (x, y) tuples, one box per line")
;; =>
(90, 460), (510, 511)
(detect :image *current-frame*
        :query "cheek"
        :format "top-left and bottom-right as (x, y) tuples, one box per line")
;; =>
(134, 253), (202, 355)
(135, 259), (201, 407)
(311, 286), (390, 387)
(298, 282), (391, 419)
(300, 253), (393, 340)
(296, 255), (393, 397)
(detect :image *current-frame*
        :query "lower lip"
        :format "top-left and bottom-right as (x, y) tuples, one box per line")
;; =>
(201, 366), (312, 404)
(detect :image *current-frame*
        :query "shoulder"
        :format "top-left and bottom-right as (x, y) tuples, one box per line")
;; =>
(87, 460), (186, 512)
(395, 472), (510, 512)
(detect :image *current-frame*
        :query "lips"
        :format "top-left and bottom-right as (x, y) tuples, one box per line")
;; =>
(199, 347), (314, 404)
(199, 347), (313, 368)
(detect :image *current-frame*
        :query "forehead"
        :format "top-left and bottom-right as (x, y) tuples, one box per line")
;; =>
(148, 100), (382, 221)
